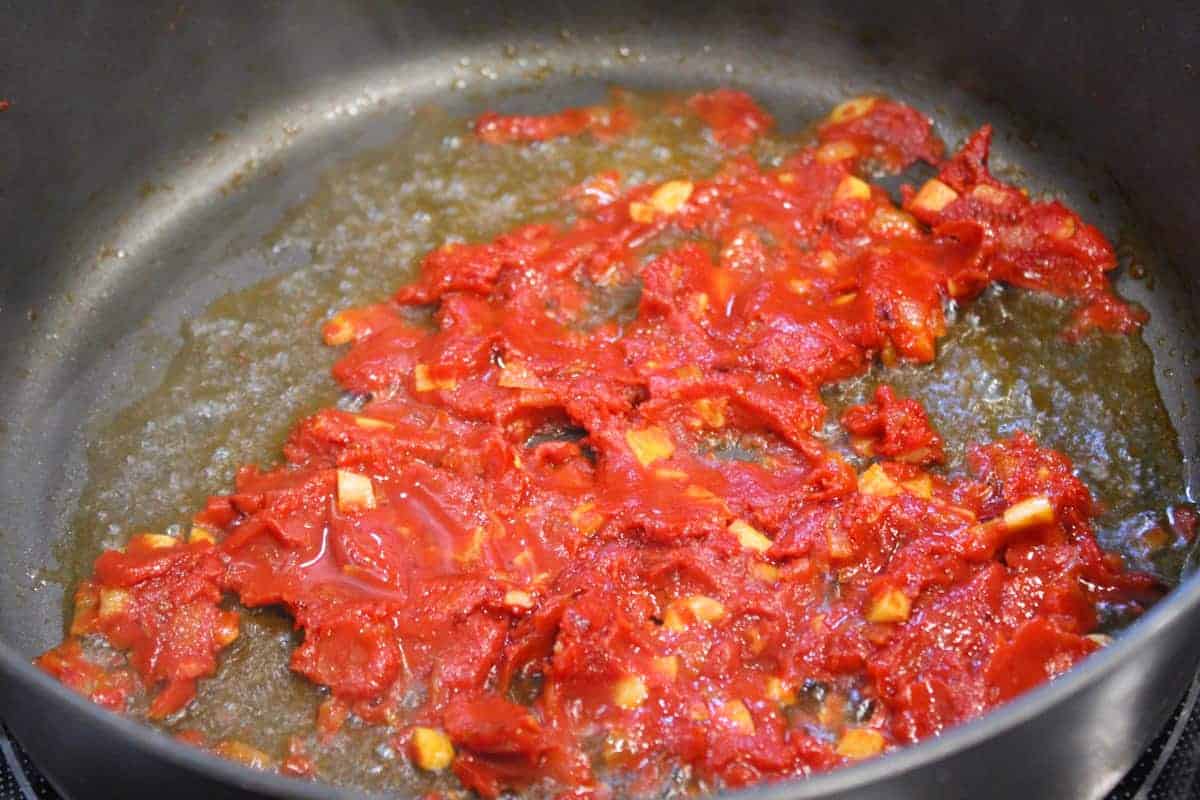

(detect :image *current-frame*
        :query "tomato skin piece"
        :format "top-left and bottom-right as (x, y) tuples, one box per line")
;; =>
(291, 617), (401, 701)
(52, 541), (234, 718)
(985, 617), (1097, 702)
(443, 695), (548, 757)
(904, 125), (1145, 337)
(817, 96), (944, 171)
(476, 108), (595, 144)
(475, 103), (634, 145)
(35, 639), (136, 713)
(685, 89), (774, 147)
(841, 385), (944, 464)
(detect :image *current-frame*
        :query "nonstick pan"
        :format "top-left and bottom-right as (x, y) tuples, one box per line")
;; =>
(1, 1), (1199, 798)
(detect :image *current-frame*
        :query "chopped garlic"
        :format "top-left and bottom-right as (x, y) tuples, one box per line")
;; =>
(850, 436), (875, 457)
(188, 526), (217, 545)
(1054, 216), (1077, 239)
(664, 595), (726, 631)
(215, 740), (271, 769)
(836, 728), (886, 759)
(568, 503), (604, 534)
(629, 200), (655, 223)
(336, 469), (377, 513)
(1003, 495), (1054, 531)
(322, 313), (355, 346)
(649, 180), (694, 214)
(613, 674), (648, 709)
(352, 415), (394, 430)
(729, 519), (772, 553)
(857, 464), (901, 497)
(684, 484), (721, 503)
(866, 588), (911, 624)
(788, 278), (812, 296)
(816, 250), (838, 273)
(817, 140), (858, 164)
(410, 727), (455, 772)
(136, 533), (179, 549)
(911, 179), (959, 214)
(497, 360), (543, 389)
(413, 364), (458, 392)
(570, 501), (605, 535)
(625, 426), (675, 467)
(834, 175), (871, 203)
(719, 699), (755, 734)
(832, 291), (858, 306)
(765, 677), (796, 705)
(98, 587), (131, 621)
(829, 96), (877, 123)
(870, 206), (920, 236)
(652, 655), (680, 681)
(970, 184), (1008, 205)
(629, 180), (693, 224)
(753, 562), (780, 583)
(901, 474), (934, 500)
(655, 468), (689, 481)
(692, 397), (727, 428)
(69, 590), (98, 636)
(504, 589), (534, 610)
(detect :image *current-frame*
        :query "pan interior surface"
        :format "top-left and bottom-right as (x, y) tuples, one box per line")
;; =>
(1, 3), (1198, 799)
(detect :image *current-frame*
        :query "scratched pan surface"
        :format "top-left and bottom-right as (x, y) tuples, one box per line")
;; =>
(0, 1), (1198, 799)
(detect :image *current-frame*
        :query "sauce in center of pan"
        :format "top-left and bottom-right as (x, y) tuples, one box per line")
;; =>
(39, 90), (1195, 798)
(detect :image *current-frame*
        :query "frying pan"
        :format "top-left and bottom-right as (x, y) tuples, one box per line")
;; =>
(1, 1), (1198, 798)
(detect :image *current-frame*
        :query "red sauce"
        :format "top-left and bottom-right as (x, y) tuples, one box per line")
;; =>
(475, 94), (635, 144)
(39, 92), (1157, 796)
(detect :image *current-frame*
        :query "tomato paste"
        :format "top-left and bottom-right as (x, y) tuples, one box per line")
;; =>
(39, 90), (1157, 797)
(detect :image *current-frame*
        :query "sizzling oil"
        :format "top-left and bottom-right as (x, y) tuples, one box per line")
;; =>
(65, 95), (1186, 793)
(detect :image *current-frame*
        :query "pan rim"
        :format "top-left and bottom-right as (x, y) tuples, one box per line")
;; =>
(1, 30), (1195, 798)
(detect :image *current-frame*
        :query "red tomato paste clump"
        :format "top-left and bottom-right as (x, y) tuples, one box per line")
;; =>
(685, 89), (775, 147)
